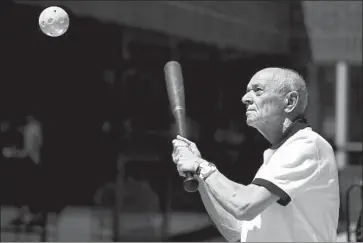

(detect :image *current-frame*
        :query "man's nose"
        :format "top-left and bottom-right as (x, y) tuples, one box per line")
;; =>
(241, 93), (252, 105)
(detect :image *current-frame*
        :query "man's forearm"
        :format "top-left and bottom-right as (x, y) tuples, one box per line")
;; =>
(198, 177), (241, 242)
(204, 170), (250, 220)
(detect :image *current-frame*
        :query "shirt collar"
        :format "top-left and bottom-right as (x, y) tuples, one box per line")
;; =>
(271, 116), (310, 149)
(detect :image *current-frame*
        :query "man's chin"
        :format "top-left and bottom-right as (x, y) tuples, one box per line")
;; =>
(246, 118), (257, 127)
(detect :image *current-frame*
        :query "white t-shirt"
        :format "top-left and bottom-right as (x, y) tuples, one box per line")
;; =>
(240, 127), (340, 242)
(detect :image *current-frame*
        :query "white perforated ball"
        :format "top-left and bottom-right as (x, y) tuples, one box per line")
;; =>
(39, 6), (69, 37)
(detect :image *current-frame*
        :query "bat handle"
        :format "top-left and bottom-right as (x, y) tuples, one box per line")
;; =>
(183, 172), (199, 192)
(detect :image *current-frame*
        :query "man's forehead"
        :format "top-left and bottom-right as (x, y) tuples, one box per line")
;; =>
(247, 68), (280, 87)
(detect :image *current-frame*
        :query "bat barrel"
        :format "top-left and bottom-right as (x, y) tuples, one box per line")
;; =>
(164, 61), (186, 110)
(173, 109), (187, 137)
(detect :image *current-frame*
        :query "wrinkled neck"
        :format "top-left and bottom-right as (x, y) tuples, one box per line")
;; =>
(258, 115), (302, 145)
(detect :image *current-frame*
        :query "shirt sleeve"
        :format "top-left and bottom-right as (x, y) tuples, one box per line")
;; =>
(252, 137), (321, 206)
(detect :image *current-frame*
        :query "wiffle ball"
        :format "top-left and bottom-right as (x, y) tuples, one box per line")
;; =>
(38, 6), (69, 37)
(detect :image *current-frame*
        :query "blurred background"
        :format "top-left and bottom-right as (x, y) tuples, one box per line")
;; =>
(0, 0), (361, 242)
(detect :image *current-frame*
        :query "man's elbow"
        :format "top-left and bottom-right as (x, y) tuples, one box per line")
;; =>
(234, 203), (259, 221)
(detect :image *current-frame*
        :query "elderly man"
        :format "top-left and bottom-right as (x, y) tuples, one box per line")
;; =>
(172, 68), (340, 242)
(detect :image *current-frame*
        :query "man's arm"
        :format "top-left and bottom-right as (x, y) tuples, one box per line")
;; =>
(174, 135), (321, 227)
(201, 137), (320, 221)
(197, 177), (242, 242)
(172, 136), (278, 223)
(203, 170), (279, 221)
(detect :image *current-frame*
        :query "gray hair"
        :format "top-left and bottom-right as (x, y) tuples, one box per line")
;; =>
(267, 67), (308, 115)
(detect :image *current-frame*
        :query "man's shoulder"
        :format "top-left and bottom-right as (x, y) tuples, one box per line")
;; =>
(263, 128), (335, 162)
(280, 128), (335, 164)
(299, 128), (334, 149)
(277, 128), (332, 156)
(288, 128), (330, 147)
(281, 127), (316, 149)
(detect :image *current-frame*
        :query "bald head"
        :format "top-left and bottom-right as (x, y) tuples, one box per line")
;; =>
(242, 67), (308, 142)
(253, 67), (308, 115)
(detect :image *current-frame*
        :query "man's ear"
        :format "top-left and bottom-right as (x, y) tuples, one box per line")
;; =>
(284, 91), (299, 113)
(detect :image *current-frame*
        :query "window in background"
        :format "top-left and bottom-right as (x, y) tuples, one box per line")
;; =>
(348, 65), (362, 143)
